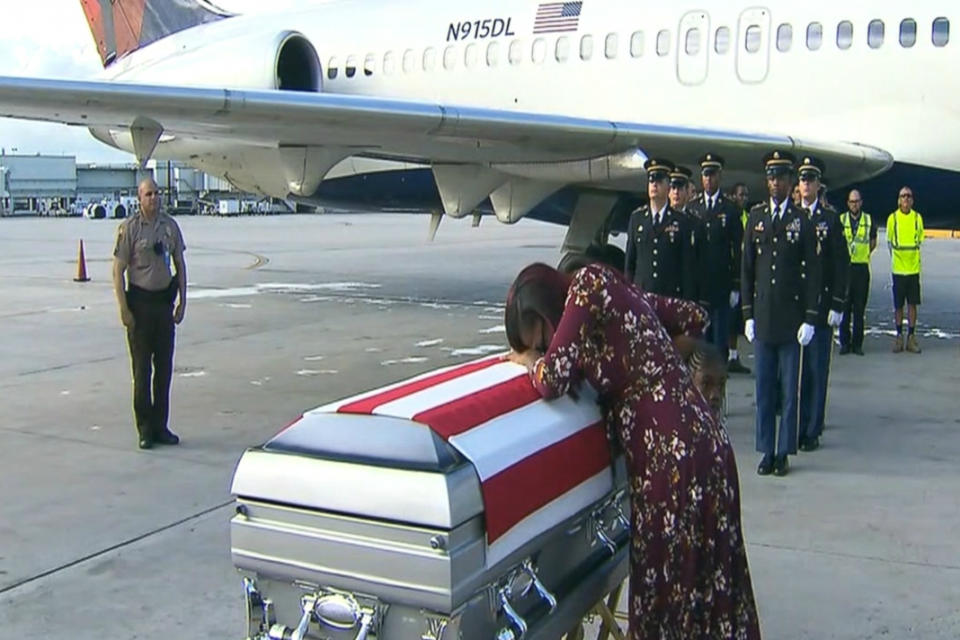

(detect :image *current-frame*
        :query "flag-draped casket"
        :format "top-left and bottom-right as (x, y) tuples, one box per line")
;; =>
(230, 355), (629, 639)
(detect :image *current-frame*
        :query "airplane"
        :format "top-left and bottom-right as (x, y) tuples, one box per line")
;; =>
(0, 0), (956, 260)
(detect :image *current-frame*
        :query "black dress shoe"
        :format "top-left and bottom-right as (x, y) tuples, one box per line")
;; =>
(839, 345), (851, 355)
(773, 455), (790, 476)
(728, 358), (752, 374)
(854, 347), (865, 356)
(154, 430), (180, 445)
(138, 437), (153, 450)
(757, 455), (774, 475)
(800, 436), (820, 452)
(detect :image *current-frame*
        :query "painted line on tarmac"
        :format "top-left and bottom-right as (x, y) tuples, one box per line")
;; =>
(924, 229), (960, 239)
(0, 500), (234, 596)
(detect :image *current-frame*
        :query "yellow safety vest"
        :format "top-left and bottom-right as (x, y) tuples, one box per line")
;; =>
(886, 209), (923, 275)
(841, 212), (872, 265)
(741, 209), (748, 229)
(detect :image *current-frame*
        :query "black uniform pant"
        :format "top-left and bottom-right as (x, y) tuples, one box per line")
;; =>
(126, 284), (176, 439)
(840, 264), (870, 350)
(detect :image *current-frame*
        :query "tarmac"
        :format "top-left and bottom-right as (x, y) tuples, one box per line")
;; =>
(0, 213), (957, 639)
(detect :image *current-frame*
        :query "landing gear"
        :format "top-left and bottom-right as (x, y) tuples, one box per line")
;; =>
(557, 192), (630, 273)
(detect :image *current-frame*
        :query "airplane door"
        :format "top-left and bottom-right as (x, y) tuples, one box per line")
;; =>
(736, 7), (771, 84)
(677, 11), (709, 86)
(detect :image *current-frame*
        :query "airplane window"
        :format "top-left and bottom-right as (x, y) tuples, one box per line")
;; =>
(402, 49), (415, 73)
(744, 25), (761, 53)
(868, 20), (885, 48)
(605, 33), (619, 59)
(580, 34), (594, 60)
(532, 38), (547, 64)
(509, 39), (524, 65)
(656, 29), (670, 56)
(837, 21), (853, 49)
(776, 24), (793, 52)
(382, 52), (396, 75)
(807, 22), (823, 50)
(487, 41), (500, 66)
(684, 28), (701, 55)
(715, 26), (731, 54)
(900, 18), (917, 47)
(345, 55), (357, 78)
(556, 36), (570, 62)
(465, 43), (479, 68)
(363, 54), (375, 76)
(423, 47), (437, 71)
(327, 56), (338, 80)
(630, 31), (644, 57)
(443, 45), (457, 70)
(933, 17), (950, 47)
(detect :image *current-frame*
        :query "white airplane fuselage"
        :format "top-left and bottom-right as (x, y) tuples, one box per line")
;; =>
(93, 0), (960, 223)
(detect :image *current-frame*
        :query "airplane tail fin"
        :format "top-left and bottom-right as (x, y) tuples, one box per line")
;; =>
(80, 0), (234, 67)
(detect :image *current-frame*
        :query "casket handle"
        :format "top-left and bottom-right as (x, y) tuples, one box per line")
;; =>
(496, 584), (528, 640)
(522, 559), (558, 611)
(592, 517), (617, 555)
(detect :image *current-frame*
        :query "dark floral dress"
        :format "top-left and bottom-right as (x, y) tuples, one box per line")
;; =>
(530, 264), (760, 640)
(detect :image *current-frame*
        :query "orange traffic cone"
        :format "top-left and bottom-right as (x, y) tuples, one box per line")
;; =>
(73, 239), (90, 282)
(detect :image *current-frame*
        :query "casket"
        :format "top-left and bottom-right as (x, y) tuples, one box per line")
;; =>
(230, 355), (629, 639)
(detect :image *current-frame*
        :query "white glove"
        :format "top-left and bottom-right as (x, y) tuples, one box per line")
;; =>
(797, 323), (815, 346)
(729, 290), (740, 308)
(744, 319), (756, 343)
(827, 309), (843, 327)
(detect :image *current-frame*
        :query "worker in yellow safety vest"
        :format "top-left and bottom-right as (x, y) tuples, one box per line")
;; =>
(886, 186), (924, 354)
(839, 189), (878, 355)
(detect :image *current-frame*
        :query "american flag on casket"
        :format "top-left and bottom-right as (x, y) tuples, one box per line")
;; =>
(302, 354), (613, 566)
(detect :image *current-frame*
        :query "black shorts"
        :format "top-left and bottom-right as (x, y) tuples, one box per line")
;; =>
(892, 274), (921, 307)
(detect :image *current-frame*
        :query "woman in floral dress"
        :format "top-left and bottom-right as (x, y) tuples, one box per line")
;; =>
(506, 262), (760, 640)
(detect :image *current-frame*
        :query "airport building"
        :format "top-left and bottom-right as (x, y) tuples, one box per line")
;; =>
(0, 153), (289, 216)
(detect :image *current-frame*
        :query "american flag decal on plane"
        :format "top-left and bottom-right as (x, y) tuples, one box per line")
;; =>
(533, 1), (584, 34)
(312, 355), (613, 567)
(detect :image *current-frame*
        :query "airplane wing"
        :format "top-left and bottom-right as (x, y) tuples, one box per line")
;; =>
(0, 76), (892, 220)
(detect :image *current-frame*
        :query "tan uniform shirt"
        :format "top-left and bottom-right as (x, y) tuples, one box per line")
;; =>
(113, 212), (185, 291)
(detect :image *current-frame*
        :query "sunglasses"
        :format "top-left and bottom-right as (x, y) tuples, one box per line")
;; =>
(701, 168), (719, 177)
(648, 171), (669, 183)
(799, 173), (820, 183)
(670, 180), (688, 189)
(847, 199), (862, 203)
(899, 194), (913, 198)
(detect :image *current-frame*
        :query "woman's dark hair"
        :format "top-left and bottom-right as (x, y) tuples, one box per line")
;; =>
(505, 263), (571, 352)
(557, 245), (626, 276)
(688, 340), (725, 374)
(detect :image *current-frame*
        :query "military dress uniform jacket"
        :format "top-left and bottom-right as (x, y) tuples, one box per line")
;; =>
(689, 192), (743, 307)
(806, 202), (849, 327)
(624, 204), (697, 299)
(741, 201), (821, 344)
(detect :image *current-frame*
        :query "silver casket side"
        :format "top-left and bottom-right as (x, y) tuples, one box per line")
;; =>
(230, 358), (630, 639)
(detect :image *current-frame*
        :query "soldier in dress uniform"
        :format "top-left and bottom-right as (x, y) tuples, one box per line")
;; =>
(668, 165), (695, 215)
(689, 153), (743, 363)
(795, 156), (848, 452)
(624, 158), (697, 299)
(742, 151), (821, 477)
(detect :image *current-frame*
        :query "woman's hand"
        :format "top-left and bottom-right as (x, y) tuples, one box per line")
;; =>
(505, 349), (540, 369)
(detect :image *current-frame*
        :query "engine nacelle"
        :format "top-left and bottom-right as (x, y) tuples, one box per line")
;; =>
(109, 28), (322, 93)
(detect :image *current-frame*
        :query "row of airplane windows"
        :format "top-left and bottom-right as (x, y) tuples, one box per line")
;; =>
(327, 16), (950, 80)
